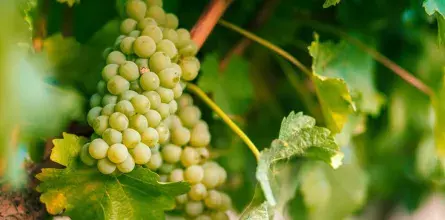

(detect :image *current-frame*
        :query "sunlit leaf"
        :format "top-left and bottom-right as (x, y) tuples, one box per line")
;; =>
(323, 0), (340, 8)
(423, 0), (445, 44)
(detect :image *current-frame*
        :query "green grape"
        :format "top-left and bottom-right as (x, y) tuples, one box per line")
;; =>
(145, 0), (162, 7)
(107, 143), (129, 163)
(103, 128), (123, 145)
(89, 138), (109, 159)
(177, 93), (193, 109)
(97, 80), (107, 95)
(184, 165), (204, 184)
(90, 93), (101, 108)
(122, 128), (141, 148)
(103, 47), (114, 60)
(202, 165), (220, 189)
(101, 104), (115, 116)
(126, 0), (146, 21)
(156, 87), (174, 103)
(80, 143), (96, 166)
(107, 75), (130, 95)
(141, 127), (159, 146)
(115, 100), (136, 117)
(106, 51), (126, 65)
(161, 144), (182, 163)
(144, 109), (162, 127)
(169, 100), (178, 114)
(202, 161), (219, 169)
(171, 63), (182, 77)
(197, 147), (210, 161)
(137, 17), (157, 30)
(102, 64), (119, 81)
(210, 212), (229, 220)
(135, 58), (149, 70)
(179, 40), (198, 57)
(129, 114), (148, 133)
(185, 201), (204, 217)
(146, 6), (166, 25)
(134, 36), (156, 58)
(180, 147), (200, 167)
(128, 30), (141, 38)
(176, 28), (191, 48)
(146, 152), (162, 170)
(189, 183), (207, 201)
(156, 39), (178, 59)
(217, 166), (227, 186)
(190, 126), (211, 148)
(159, 174), (168, 182)
(102, 94), (119, 106)
(119, 90), (138, 101)
(204, 190), (221, 209)
(162, 28), (178, 44)
(180, 57), (200, 81)
(141, 24), (163, 43)
(165, 13), (179, 29)
(131, 142), (152, 164)
(169, 168), (184, 182)
(114, 35), (126, 50)
(93, 115), (109, 135)
(140, 71), (160, 91)
(142, 91), (161, 109)
(159, 163), (175, 174)
(109, 112), (129, 131)
(97, 158), (116, 174)
(117, 155), (135, 173)
(165, 115), (182, 130)
(120, 37), (136, 55)
(171, 126), (190, 146)
(156, 123), (170, 144)
(195, 215), (211, 220)
(149, 52), (171, 73)
(131, 94), (151, 114)
(176, 194), (188, 205)
(178, 105), (201, 128)
(219, 193), (232, 211)
(130, 80), (143, 93)
(119, 61), (140, 81)
(158, 68), (180, 89)
(156, 103), (170, 119)
(87, 107), (102, 126)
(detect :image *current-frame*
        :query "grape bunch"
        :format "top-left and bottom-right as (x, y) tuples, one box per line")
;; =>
(80, 0), (232, 218)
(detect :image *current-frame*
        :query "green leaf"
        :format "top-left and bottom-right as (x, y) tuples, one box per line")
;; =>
(36, 133), (189, 220)
(433, 73), (445, 159)
(256, 112), (343, 206)
(323, 0), (341, 8)
(240, 186), (272, 220)
(56, 0), (79, 7)
(423, 0), (445, 44)
(198, 53), (254, 115)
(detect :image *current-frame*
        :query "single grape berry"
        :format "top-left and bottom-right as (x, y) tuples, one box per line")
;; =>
(171, 126), (191, 146)
(93, 115), (109, 135)
(134, 36), (156, 58)
(97, 158), (116, 174)
(140, 71), (160, 91)
(102, 64), (119, 81)
(90, 93), (101, 108)
(80, 143), (96, 166)
(176, 194), (188, 205)
(142, 91), (161, 109)
(109, 112), (129, 131)
(204, 190), (222, 209)
(157, 103), (171, 119)
(146, 152), (163, 170)
(101, 104), (116, 116)
(162, 28), (178, 44)
(180, 56), (200, 81)
(188, 183), (208, 201)
(146, 5), (166, 25)
(172, 83), (183, 99)
(131, 142), (152, 164)
(119, 90), (138, 101)
(179, 40), (198, 57)
(115, 100), (136, 117)
(169, 168), (184, 182)
(108, 143), (129, 164)
(126, 0), (147, 21)
(119, 61), (140, 81)
(129, 114), (149, 133)
(190, 124), (211, 148)
(156, 87), (174, 103)
(169, 100), (178, 114)
(97, 80), (107, 95)
(176, 28), (191, 48)
(165, 13), (179, 29)
(149, 52), (171, 73)
(177, 93), (193, 109)
(180, 147), (200, 167)
(161, 144), (182, 163)
(122, 128), (141, 148)
(102, 94), (119, 106)
(129, 30), (140, 38)
(107, 51), (126, 65)
(107, 75), (130, 95)
(102, 128), (123, 145)
(137, 17), (157, 30)
(87, 107), (102, 126)
(141, 24), (163, 43)
(89, 138), (109, 159)
(117, 155), (135, 173)
(158, 68), (180, 89)
(202, 166), (220, 189)
(144, 109), (162, 127)
(156, 123), (170, 144)
(159, 163), (175, 174)
(120, 18), (137, 34)
(131, 94), (151, 114)
(184, 165), (204, 184)
(157, 39), (178, 59)
(179, 105), (201, 128)
(185, 201), (204, 217)
(120, 37), (136, 55)
(141, 127), (159, 147)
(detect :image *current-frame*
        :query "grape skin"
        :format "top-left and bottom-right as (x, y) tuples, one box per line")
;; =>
(158, 68), (180, 89)
(157, 39), (178, 59)
(169, 168), (184, 182)
(161, 144), (182, 163)
(89, 138), (109, 159)
(108, 143), (129, 164)
(149, 52), (171, 73)
(129, 114), (149, 133)
(80, 143), (96, 166)
(141, 127), (159, 147)
(107, 75), (130, 95)
(131, 142), (152, 164)
(139, 71), (160, 91)
(126, 0), (146, 21)
(180, 147), (200, 167)
(90, 93), (101, 108)
(204, 190), (222, 209)
(122, 128), (141, 148)
(171, 126), (190, 146)
(119, 90), (138, 101)
(93, 115), (109, 135)
(188, 183), (207, 201)
(97, 158), (117, 174)
(120, 18), (138, 35)
(156, 87), (174, 103)
(184, 165), (204, 184)
(106, 51), (126, 65)
(102, 64), (119, 81)
(101, 104), (116, 116)
(144, 109), (162, 127)
(131, 94), (151, 114)
(141, 24), (163, 43)
(102, 128), (123, 145)
(120, 37), (136, 55)
(115, 100), (136, 117)
(119, 61), (140, 81)
(117, 156), (135, 173)
(185, 201), (204, 217)
(146, 152), (163, 170)
(109, 112), (129, 131)
(142, 91), (161, 109)
(157, 103), (171, 119)
(87, 107), (102, 126)
(134, 36), (156, 58)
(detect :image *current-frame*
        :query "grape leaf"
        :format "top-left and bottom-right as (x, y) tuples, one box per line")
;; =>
(240, 186), (271, 220)
(36, 133), (190, 220)
(256, 112), (343, 206)
(423, 0), (445, 45)
(323, 0), (340, 8)
(433, 74), (445, 159)
(198, 54), (254, 115)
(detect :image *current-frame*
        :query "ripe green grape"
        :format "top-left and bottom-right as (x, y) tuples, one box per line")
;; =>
(126, 0), (146, 21)
(141, 24), (163, 43)
(210, 212), (229, 220)
(185, 201), (204, 217)
(120, 37), (136, 55)
(159, 163), (175, 174)
(129, 114), (148, 133)
(158, 68), (179, 89)
(108, 143), (129, 163)
(128, 30), (141, 38)
(139, 71), (160, 91)
(156, 103), (171, 119)
(145, 0), (162, 7)
(165, 115), (182, 130)
(101, 104), (116, 116)
(177, 93), (193, 109)
(202, 165), (220, 189)
(179, 40), (198, 57)
(131, 94), (151, 114)
(102, 64), (119, 81)
(162, 28), (178, 44)
(169, 168), (184, 182)
(103, 47), (113, 60)
(134, 36), (156, 58)
(169, 100), (178, 114)
(146, 152), (162, 170)
(165, 13), (179, 29)
(122, 128), (141, 148)
(197, 147), (210, 161)
(159, 174), (168, 182)
(90, 93), (101, 108)
(130, 80), (143, 93)
(161, 144), (182, 163)
(190, 125), (211, 148)
(144, 109), (162, 127)
(97, 80), (107, 95)
(171, 126), (190, 146)
(146, 6), (166, 25)
(180, 147), (200, 167)
(176, 194), (188, 204)
(141, 127), (159, 146)
(102, 94), (119, 106)
(180, 56), (200, 81)
(102, 128), (123, 145)
(93, 115), (109, 135)
(137, 17), (157, 30)
(142, 91), (161, 109)
(217, 166), (227, 186)
(119, 61), (140, 81)
(117, 155), (135, 173)
(89, 138), (109, 159)
(184, 165), (204, 184)
(189, 183), (208, 201)
(156, 87), (174, 103)
(97, 158), (117, 174)
(157, 39), (178, 59)
(119, 90), (138, 101)
(135, 58), (149, 70)
(219, 192), (232, 211)
(109, 112), (129, 131)
(178, 105), (201, 128)
(149, 52), (171, 73)
(204, 190), (222, 209)
(80, 143), (96, 166)
(87, 106), (102, 126)
(107, 75), (130, 95)
(176, 28), (191, 48)
(172, 82), (183, 99)
(106, 51), (126, 65)
(131, 142), (152, 164)
(115, 100), (136, 117)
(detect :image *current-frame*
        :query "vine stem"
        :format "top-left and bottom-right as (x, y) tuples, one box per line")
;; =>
(190, 0), (233, 49)
(186, 83), (261, 161)
(218, 20), (313, 77)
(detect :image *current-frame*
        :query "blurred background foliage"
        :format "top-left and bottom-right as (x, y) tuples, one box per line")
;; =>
(1, 0), (445, 219)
